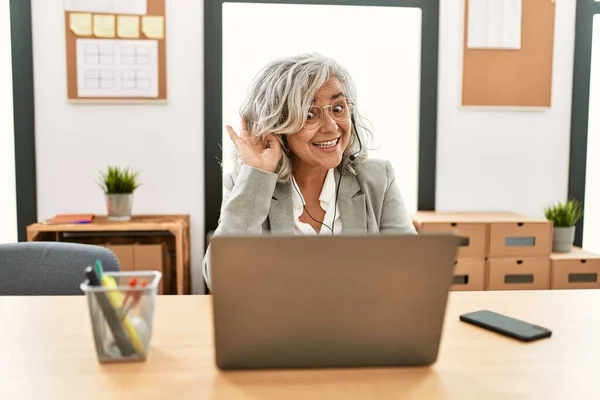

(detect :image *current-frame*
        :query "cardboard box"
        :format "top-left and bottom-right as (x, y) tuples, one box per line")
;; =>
(104, 243), (170, 294)
(451, 259), (486, 291)
(551, 247), (600, 290)
(412, 212), (489, 258)
(105, 244), (135, 271)
(487, 258), (551, 290)
(487, 215), (552, 258)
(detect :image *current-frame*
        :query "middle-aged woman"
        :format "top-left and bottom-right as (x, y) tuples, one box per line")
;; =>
(203, 53), (417, 288)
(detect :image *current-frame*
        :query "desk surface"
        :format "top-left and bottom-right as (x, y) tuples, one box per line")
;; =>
(1, 291), (598, 399)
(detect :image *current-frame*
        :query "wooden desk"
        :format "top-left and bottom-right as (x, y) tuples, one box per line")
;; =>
(27, 215), (191, 294)
(1, 291), (598, 399)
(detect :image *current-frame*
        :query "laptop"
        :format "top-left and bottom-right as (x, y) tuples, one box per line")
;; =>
(210, 233), (460, 370)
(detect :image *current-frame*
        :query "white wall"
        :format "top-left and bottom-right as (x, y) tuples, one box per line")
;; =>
(31, 0), (205, 292)
(583, 15), (600, 254)
(436, 0), (576, 217)
(0, 0), (18, 244)
(222, 3), (421, 213)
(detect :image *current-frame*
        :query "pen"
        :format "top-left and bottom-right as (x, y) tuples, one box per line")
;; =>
(119, 280), (147, 320)
(122, 277), (138, 309)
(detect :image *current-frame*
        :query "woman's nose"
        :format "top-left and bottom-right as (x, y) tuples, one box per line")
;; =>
(320, 110), (338, 132)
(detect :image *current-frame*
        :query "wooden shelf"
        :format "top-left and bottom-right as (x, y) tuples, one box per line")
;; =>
(27, 214), (191, 294)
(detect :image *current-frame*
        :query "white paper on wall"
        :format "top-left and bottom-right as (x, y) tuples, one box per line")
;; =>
(76, 38), (158, 98)
(64, 0), (147, 15)
(467, 0), (522, 50)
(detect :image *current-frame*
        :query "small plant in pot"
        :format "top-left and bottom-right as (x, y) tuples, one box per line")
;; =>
(544, 198), (583, 252)
(97, 165), (141, 221)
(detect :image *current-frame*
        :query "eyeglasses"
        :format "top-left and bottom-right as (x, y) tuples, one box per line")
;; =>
(304, 98), (354, 129)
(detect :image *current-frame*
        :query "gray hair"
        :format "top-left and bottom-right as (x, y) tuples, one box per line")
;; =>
(233, 53), (373, 182)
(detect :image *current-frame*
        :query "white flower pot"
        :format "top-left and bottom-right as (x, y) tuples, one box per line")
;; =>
(106, 193), (133, 221)
(552, 226), (575, 252)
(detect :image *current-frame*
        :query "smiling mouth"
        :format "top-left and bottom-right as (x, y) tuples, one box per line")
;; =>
(312, 138), (340, 149)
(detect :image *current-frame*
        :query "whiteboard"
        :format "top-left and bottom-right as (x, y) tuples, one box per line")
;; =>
(222, 3), (422, 214)
(583, 15), (600, 253)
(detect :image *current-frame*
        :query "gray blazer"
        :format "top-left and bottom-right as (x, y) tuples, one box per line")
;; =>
(202, 158), (417, 289)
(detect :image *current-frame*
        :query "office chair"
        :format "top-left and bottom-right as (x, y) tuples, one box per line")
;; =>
(0, 242), (120, 295)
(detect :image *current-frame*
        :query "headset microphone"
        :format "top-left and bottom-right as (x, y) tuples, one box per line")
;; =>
(348, 115), (362, 161)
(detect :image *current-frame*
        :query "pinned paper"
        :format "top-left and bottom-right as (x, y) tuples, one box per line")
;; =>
(76, 39), (159, 98)
(64, 0), (147, 15)
(467, 0), (522, 50)
(93, 14), (116, 38)
(69, 12), (92, 36)
(117, 15), (140, 39)
(141, 16), (164, 39)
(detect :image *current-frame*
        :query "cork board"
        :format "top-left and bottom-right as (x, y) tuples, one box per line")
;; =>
(64, 0), (167, 101)
(461, 0), (555, 107)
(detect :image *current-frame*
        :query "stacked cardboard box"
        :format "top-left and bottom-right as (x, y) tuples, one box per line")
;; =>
(103, 243), (171, 295)
(412, 212), (489, 291)
(412, 212), (553, 291)
(551, 247), (600, 290)
(484, 214), (552, 290)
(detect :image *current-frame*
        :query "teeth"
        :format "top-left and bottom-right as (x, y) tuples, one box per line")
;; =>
(313, 139), (338, 148)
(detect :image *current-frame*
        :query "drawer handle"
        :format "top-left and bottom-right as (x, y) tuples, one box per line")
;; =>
(505, 237), (535, 247)
(568, 273), (597, 283)
(458, 236), (470, 247)
(505, 274), (534, 284)
(452, 275), (469, 285)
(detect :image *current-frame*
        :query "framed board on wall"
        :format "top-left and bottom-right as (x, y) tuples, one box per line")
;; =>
(461, 0), (556, 108)
(63, 0), (167, 102)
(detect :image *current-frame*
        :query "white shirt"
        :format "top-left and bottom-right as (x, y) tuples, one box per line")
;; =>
(291, 169), (342, 235)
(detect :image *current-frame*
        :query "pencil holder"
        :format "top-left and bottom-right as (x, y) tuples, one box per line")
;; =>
(81, 270), (162, 363)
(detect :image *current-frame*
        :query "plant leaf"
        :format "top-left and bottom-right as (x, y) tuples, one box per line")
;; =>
(543, 198), (583, 227)
(97, 165), (141, 194)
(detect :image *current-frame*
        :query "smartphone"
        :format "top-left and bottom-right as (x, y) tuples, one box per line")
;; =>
(459, 310), (552, 342)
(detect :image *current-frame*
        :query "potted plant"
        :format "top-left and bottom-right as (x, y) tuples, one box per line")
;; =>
(97, 165), (141, 221)
(544, 198), (583, 252)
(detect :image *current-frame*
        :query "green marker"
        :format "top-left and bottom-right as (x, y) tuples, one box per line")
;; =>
(95, 259), (104, 280)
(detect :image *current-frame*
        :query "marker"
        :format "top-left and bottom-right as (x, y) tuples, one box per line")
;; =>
(95, 259), (104, 281)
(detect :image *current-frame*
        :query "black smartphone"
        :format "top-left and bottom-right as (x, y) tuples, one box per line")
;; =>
(459, 310), (552, 342)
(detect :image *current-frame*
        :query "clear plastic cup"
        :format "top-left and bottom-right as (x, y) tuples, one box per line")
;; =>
(81, 271), (162, 362)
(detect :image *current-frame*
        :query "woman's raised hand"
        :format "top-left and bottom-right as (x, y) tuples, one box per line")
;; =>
(226, 117), (283, 173)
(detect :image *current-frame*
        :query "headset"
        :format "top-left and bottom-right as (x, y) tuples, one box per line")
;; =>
(290, 115), (363, 234)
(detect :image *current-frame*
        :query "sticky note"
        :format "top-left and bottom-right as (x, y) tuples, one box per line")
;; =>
(141, 16), (164, 39)
(69, 12), (92, 36)
(93, 14), (116, 38)
(117, 15), (140, 39)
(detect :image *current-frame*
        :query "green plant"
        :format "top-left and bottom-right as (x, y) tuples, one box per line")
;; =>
(97, 165), (141, 194)
(544, 199), (583, 227)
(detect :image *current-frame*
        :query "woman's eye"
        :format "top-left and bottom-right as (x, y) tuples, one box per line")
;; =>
(333, 105), (344, 113)
(307, 112), (315, 120)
